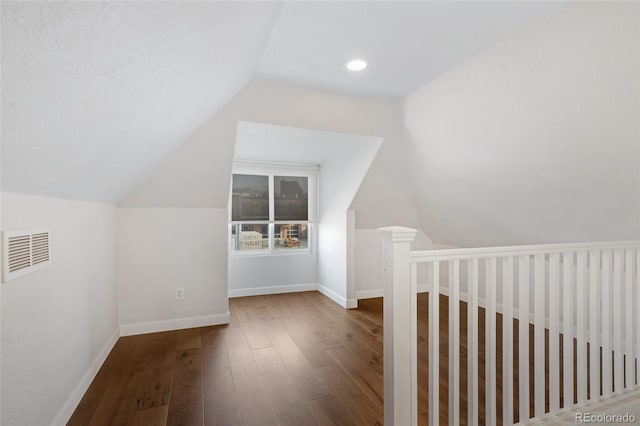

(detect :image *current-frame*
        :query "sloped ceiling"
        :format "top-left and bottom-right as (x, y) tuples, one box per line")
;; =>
(1, 1), (281, 202)
(1, 1), (564, 203)
(404, 2), (640, 246)
(258, 1), (565, 97)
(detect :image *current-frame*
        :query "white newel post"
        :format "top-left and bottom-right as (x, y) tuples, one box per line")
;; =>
(379, 226), (418, 426)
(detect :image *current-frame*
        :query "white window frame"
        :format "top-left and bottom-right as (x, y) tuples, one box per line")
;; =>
(229, 160), (319, 257)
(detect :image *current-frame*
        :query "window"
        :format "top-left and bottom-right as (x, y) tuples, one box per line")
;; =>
(229, 162), (317, 255)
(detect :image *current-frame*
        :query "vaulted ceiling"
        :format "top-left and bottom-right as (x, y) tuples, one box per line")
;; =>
(1, 1), (281, 202)
(1, 1), (565, 203)
(258, 1), (564, 97)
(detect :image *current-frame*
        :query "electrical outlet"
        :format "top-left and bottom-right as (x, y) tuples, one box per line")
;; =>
(175, 287), (184, 301)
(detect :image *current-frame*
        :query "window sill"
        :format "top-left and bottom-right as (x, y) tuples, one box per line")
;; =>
(230, 249), (312, 258)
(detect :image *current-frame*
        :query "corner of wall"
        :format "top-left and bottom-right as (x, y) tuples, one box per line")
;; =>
(51, 327), (120, 426)
(317, 283), (357, 309)
(115, 207), (229, 333)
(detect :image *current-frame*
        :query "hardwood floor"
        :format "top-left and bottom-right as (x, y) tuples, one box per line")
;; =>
(69, 291), (549, 425)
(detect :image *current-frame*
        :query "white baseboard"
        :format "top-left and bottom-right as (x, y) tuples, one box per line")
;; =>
(317, 284), (357, 308)
(356, 289), (384, 299)
(120, 312), (230, 337)
(51, 327), (120, 426)
(229, 283), (359, 309)
(229, 283), (318, 298)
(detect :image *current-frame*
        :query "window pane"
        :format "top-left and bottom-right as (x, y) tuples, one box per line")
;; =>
(232, 174), (269, 221)
(274, 224), (308, 250)
(274, 176), (308, 221)
(231, 224), (269, 251)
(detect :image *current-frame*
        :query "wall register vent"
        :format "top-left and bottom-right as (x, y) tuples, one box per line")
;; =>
(2, 228), (51, 283)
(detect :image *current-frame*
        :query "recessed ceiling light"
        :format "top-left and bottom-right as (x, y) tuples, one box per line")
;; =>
(344, 59), (368, 72)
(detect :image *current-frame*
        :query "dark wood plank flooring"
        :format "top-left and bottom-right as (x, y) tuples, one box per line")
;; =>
(69, 291), (564, 425)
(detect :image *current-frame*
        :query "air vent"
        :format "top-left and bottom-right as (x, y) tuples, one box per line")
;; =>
(2, 228), (52, 282)
(31, 233), (50, 265)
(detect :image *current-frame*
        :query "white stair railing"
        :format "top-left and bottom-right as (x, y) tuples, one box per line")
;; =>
(379, 226), (419, 426)
(379, 227), (640, 426)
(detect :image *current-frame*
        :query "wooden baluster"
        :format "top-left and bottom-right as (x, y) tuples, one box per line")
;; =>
(625, 249), (634, 390)
(518, 255), (530, 421)
(576, 251), (587, 404)
(534, 254), (545, 417)
(410, 262), (418, 425)
(602, 250), (612, 397)
(549, 253), (560, 412)
(502, 256), (514, 425)
(613, 250), (624, 393)
(562, 252), (575, 408)
(468, 259), (479, 426)
(589, 251), (601, 401)
(449, 260), (460, 425)
(429, 261), (440, 426)
(486, 257), (497, 425)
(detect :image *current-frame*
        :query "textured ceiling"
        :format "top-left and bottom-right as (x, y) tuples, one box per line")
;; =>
(1, 1), (281, 202)
(258, 1), (565, 98)
(1, 1), (564, 203)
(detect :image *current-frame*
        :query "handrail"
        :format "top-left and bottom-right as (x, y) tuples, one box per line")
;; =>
(410, 240), (640, 262)
(379, 226), (640, 425)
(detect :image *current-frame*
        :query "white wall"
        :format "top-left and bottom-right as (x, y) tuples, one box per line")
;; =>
(118, 80), (420, 317)
(116, 208), (229, 335)
(227, 147), (322, 297)
(228, 228), (318, 296)
(355, 228), (434, 299)
(405, 2), (640, 247)
(231, 121), (383, 304)
(1, 192), (118, 425)
(120, 79), (419, 230)
(317, 136), (382, 306)
(229, 123), (385, 303)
